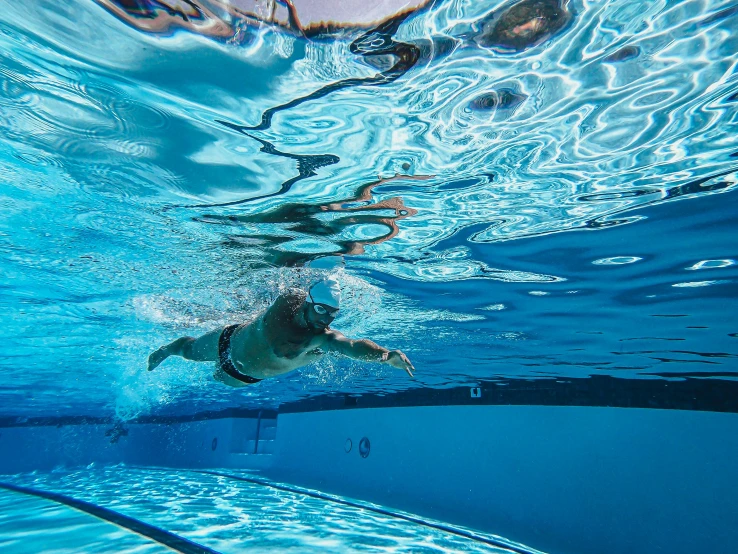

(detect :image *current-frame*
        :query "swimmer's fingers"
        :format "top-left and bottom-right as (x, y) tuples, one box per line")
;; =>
(389, 350), (415, 378)
(401, 353), (415, 378)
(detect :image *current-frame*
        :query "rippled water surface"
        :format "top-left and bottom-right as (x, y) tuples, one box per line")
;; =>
(2, 467), (520, 553)
(1, 0), (737, 417)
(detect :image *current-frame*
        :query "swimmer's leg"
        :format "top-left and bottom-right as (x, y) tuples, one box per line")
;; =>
(147, 328), (221, 371)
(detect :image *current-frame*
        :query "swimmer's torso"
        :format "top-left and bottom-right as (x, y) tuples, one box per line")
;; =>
(224, 291), (327, 382)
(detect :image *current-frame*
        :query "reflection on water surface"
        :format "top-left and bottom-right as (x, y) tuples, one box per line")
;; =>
(0, 0), (736, 417)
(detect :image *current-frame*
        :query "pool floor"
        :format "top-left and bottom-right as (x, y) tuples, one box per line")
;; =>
(0, 466), (533, 554)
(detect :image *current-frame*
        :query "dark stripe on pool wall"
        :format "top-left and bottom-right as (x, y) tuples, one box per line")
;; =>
(1, 375), (736, 429)
(278, 374), (738, 414)
(148, 467), (541, 554)
(0, 482), (222, 554)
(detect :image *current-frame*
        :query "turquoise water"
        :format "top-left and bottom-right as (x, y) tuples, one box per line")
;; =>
(1, 466), (529, 553)
(1, 0), (737, 419)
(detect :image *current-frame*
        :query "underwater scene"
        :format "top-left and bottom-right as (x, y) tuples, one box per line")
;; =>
(0, 0), (737, 552)
(2, 0), (736, 419)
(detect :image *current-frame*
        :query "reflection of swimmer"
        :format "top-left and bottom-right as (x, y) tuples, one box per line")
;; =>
(97, 0), (233, 39)
(200, 173), (428, 267)
(98, 0), (430, 41)
(474, 0), (573, 53)
(147, 278), (415, 386)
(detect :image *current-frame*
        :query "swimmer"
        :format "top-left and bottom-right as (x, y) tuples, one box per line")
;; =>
(146, 277), (415, 387)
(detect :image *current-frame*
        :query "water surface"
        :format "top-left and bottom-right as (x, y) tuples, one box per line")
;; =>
(0, 0), (736, 418)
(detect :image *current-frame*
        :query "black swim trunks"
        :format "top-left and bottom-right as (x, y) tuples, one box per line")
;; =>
(218, 324), (262, 384)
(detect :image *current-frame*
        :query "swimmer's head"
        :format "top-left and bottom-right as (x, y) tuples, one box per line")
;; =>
(305, 277), (341, 330)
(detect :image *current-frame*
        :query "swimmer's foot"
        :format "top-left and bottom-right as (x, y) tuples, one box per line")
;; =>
(147, 346), (170, 371)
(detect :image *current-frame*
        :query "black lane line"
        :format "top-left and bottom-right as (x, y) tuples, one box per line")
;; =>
(0, 481), (221, 554)
(140, 467), (543, 554)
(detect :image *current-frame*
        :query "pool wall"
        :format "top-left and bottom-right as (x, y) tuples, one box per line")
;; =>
(1, 405), (736, 554)
(268, 405), (738, 554)
(0, 415), (275, 474)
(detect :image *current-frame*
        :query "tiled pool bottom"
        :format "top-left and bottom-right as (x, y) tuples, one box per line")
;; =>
(0, 467), (538, 554)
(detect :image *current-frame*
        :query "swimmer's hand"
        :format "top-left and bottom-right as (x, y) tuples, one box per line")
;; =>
(384, 350), (415, 378)
(147, 345), (170, 371)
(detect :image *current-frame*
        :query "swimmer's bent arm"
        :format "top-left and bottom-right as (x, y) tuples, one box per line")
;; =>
(323, 330), (415, 378)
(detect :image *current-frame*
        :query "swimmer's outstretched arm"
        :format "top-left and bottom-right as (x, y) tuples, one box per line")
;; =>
(323, 330), (415, 378)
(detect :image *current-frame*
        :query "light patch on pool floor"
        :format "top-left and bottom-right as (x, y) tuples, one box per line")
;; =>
(3, 467), (529, 554)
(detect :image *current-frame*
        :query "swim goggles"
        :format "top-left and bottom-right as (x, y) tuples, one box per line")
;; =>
(312, 303), (339, 316)
(308, 292), (339, 316)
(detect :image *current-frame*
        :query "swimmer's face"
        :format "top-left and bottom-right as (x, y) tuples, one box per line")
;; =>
(305, 301), (339, 330)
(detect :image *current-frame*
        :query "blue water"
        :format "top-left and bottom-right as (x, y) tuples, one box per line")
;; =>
(1, 467), (524, 553)
(1, 0), (737, 423)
